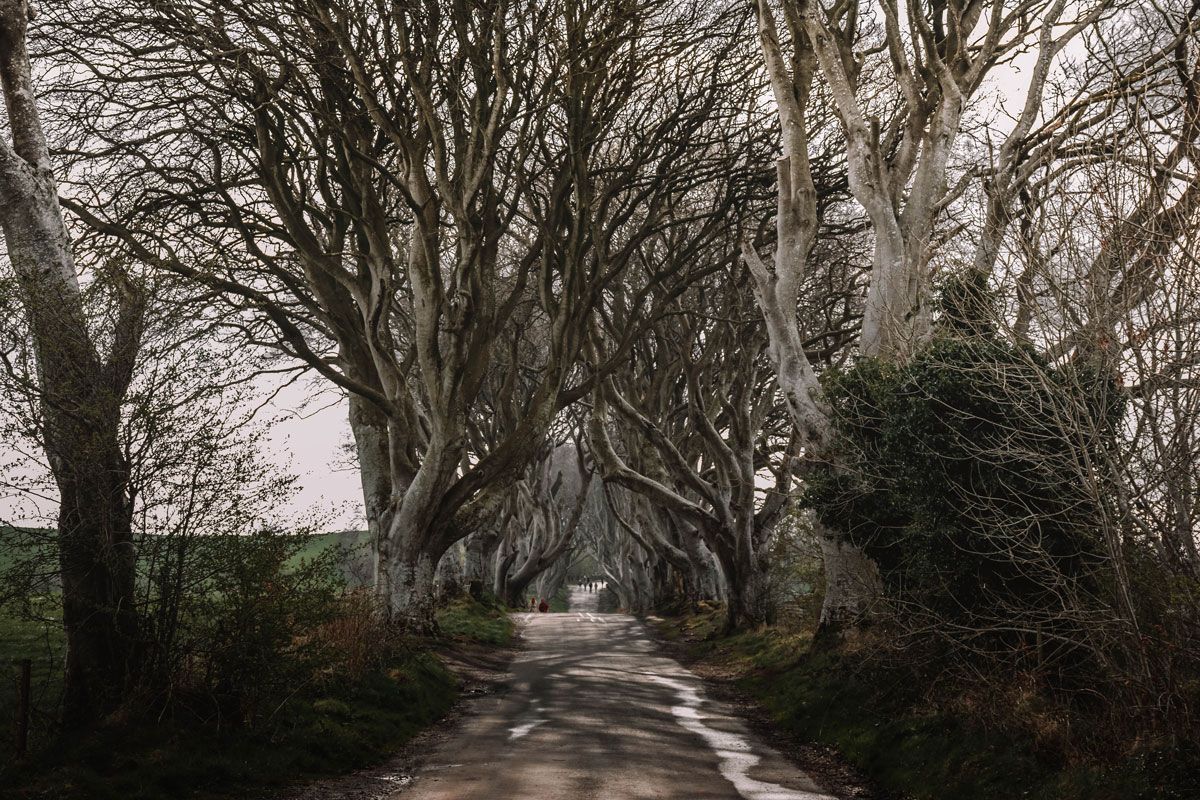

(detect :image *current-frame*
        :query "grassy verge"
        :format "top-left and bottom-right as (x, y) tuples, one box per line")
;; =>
(651, 606), (1199, 800)
(0, 593), (513, 800)
(436, 592), (515, 645)
(0, 599), (65, 760)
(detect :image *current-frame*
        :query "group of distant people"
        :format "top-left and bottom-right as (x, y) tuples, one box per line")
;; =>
(525, 579), (605, 613)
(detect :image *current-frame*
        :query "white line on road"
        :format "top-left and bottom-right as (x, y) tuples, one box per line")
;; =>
(651, 676), (837, 800)
(508, 699), (545, 740)
(508, 719), (545, 739)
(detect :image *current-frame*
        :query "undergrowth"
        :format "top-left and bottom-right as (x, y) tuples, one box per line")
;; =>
(0, 593), (512, 800)
(652, 606), (1200, 800)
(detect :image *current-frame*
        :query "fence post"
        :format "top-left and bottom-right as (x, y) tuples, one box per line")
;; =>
(14, 658), (30, 760)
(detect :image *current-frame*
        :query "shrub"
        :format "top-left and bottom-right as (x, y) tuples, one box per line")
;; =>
(139, 530), (347, 725)
(805, 334), (1122, 636)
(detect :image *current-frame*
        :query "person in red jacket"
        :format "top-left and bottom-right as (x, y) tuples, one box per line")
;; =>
(538, 598), (549, 613)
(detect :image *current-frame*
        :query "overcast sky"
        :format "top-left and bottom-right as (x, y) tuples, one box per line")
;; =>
(0, 379), (367, 533)
(263, 384), (366, 532)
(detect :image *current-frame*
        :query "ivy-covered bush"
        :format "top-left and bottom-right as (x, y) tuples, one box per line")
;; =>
(803, 328), (1125, 639)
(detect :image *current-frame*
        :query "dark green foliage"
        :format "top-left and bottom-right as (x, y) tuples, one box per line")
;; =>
(0, 548), (518, 799)
(804, 331), (1124, 634)
(2, 651), (455, 800)
(139, 531), (347, 724)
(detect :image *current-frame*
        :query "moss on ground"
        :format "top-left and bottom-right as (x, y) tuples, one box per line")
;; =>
(651, 608), (1200, 800)
(436, 593), (515, 645)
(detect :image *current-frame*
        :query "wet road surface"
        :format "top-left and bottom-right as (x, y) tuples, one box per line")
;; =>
(397, 586), (839, 800)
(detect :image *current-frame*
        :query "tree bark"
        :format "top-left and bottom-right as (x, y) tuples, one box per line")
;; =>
(464, 530), (499, 599)
(714, 542), (772, 632)
(0, 0), (143, 725)
(815, 517), (881, 630)
(56, 438), (139, 725)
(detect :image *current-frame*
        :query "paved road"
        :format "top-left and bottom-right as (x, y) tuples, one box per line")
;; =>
(399, 586), (838, 800)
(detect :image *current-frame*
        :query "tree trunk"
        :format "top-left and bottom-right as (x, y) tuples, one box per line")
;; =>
(720, 550), (772, 632)
(436, 541), (465, 598)
(815, 517), (881, 631)
(372, 440), (462, 630)
(57, 450), (138, 726)
(377, 539), (440, 633)
(464, 530), (499, 599)
(348, 394), (393, 569)
(1, 0), (143, 724)
(504, 548), (545, 608)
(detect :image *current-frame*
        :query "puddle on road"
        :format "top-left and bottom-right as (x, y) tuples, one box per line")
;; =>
(651, 676), (837, 800)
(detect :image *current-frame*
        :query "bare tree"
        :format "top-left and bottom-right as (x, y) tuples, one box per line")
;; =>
(45, 0), (744, 627)
(589, 263), (798, 629)
(0, 0), (148, 724)
(496, 442), (592, 608)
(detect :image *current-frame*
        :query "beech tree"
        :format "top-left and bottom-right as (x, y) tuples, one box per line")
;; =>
(46, 0), (745, 627)
(494, 442), (591, 607)
(589, 264), (798, 629)
(0, 0), (147, 724)
(743, 0), (1110, 627)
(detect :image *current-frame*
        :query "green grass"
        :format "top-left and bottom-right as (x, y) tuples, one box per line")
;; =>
(285, 530), (369, 567)
(435, 593), (515, 645)
(0, 599), (65, 759)
(652, 607), (1200, 800)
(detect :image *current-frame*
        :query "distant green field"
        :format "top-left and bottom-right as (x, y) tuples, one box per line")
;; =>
(0, 527), (374, 591)
(287, 529), (370, 561)
(0, 526), (56, 591)
(287, 530), (372, 586)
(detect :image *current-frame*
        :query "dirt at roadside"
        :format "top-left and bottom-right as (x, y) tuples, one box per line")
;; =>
(280, 633), (521, 800)
(642, 616), (887, 800)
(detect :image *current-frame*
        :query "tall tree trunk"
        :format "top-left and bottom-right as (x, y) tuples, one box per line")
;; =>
(381, 535), (441, 632)
(493, 544), (517, 601)
(56, 430), (139, 726)
(436, 541), (465, 597)
(464, 530), (499, 599)
(815, 516), (881, 630)
(718, 546), (772, 632)
(504, 547), (546, 608)
(0, 0), (144, 724)
(348, 394), (392, 555)
(373, 440), (461, 630)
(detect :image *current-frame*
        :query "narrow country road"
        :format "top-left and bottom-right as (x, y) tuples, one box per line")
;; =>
(398, 586), (839, 800)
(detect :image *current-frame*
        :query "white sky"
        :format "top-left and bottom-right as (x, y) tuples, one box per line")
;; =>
(263, 383), (365, 531)
(0, 379), (366, 533)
